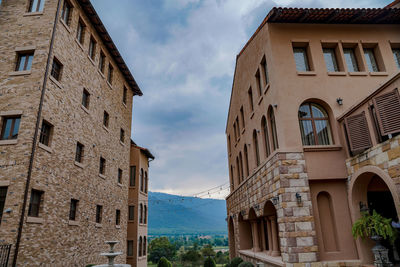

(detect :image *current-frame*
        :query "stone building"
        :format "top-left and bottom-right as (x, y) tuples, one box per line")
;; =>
(0, 0), (142, 265)
(127, 141), (154, 267)
(225, 1), (400, 266)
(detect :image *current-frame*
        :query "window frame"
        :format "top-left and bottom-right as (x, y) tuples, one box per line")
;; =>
(39, 120), (53, 147)
(61, 0), (72, 26)
(1, 116), (21, 140)
(69, 199), (78, 221)
(82, 88), (90, 109)
(130, 166), (136, 187)
(50, 57), (63, 81)
(88, 36), (96, 60)
(75, 142), (84, 163)
(393, 48), (400, 69)
(99, 51), (105, 73)
(103, 111), (109, 128)
(118, 168), (123, 184)
(96, 205), (102, 224)
(123, 86), (128, 104)
(28, 0), (45, 13)
(76, 19), (85, 45)
(28, 189), (43, 218)
(0, 186), (8, 224)
(128, 205), (135, 221)
(292, 43), (312, 72)
(120, 128), (125, 143)
(116, 209), (121, 225)
(107, 64), (113, 85)
(127, 240), (134, 257)
(16, 51), (34, 72)
(99, 157), (106, 175)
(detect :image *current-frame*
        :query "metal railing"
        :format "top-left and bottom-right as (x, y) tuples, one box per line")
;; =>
(0, 244), (11, 267)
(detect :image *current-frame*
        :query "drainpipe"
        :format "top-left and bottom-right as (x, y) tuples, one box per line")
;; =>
(12, 0), (62, 266)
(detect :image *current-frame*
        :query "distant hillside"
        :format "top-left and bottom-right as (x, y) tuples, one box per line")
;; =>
(148, 192), (228, 235)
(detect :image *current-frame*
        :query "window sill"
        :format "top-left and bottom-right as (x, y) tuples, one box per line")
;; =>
(250, 111), (255, 120)
(99, 173), (106, 179)
(98, 69), (105, 79)
(60, 19), (72, 33)
(120, 140), (125, 146)
(303, 145), (342, 152)
(327, 71), (346, 76)
(49, 75), (62, 89)
(0, 180), (10, 187)
(263, 83), (270, 95)
(0, 110), (23, 116)
(95, 223), (102, 228)
(117, 183), (123, 188)
(74, 161), (84, 169)
(38, 142), (52, 153)
(0, 139), (18, 146)
(107, 81), (113, 90)
(116, 225), (121, 229)
(241, 128), (245, 135)
(26, 216), (43, 224)
(23, 12), (44, 17)
(68, 220), (79, 226)
(75, 38), (85, 52)
(103, 125), (110, 133)
(81, 105), (89, 114)
(9, 70), (32, 76)
(349, 71), (368, 76)
(257, 96), (263, 105)
(88, 55), (96, 66)
(297, 71), (316, 76)
(370, 71), (388, 76)
(122, 102), (127, 109)
(140, 191), (148, 197)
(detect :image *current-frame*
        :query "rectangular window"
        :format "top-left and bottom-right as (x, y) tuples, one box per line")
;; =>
(323, 48), (339, 72)
(240, 106), (245, 129)
(128, 205), (135, 221)
(16, 52), (34, 71)
(103, 111), (109, 128)
(0, 187), (8, 224)
(108, 64), (113, 84)
(233, 123), (237, 142)
(69, 199), (78, 221)
(120, 128), (125, 142)
(118, 168), (122, 184)
(28, 189), (43, 217)
(123, 86), (127, 104)
(61, 0), (72, 25)
(96, 205), (102, 223)
(261, 57), (269, 85)
(127, 240), (133, 256)
(76, 20), (85, 44)
(235, 117), (240, 138)
(75, 142), (84, 163)
(363, 48), (379, 72)
(88, 37), (96, 60)
(51, 57), (62, 81)
(343, 48), (360, 72)
(393, 48), (400, 69)
(99, 157), (106, 175)
(82, 89), (90, 109)
(116, 209), (120, 225)
(1, 116), (21, 140)
(39, 120), (52, 146)
(99, 51), (105, 73)
(255, 70), (262, 96)
(248, 87), (254, 112)
(28, 0), (45, 12)
(293, 47), (310, 71)
(130, 166), (136, 187)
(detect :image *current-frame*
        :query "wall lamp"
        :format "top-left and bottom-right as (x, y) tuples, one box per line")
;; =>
(272, 196), (279, 205)
(336, 97), (343, 105)
(359, 201), (369, 213)
(295, 193), (302, 204)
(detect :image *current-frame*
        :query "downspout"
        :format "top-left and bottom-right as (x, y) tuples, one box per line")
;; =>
(12, 0), (62, 265)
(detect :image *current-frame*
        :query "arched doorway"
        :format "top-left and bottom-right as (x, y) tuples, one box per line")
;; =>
(262, 201), (280, 257)
(238, 213), (252, 250)
(228, 217), (236, 258)
(349, 168), (400, 264)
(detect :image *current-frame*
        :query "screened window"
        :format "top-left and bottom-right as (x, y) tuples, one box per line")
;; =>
(0, 187), (8, 224)
(51, 57), (62, 81)
(61, 0), (72, 25)
(99, 157), (106, 175)
(116, 209), (120, 225)
(128, 205), (134, 221)
(323, 48), (339, 72)
(69, 199), (78, 221)
(130, 166), (136, 187)
(298, 103), (332, 146)
(127, 240), (134, 256)
(1, 116), (21, 140)
(118, 168), (122, 184)
(393, 49), (400, 69)
(96, 205), (102, 223)
(103, 111), (109, 128)
(363, 48), (379, 72)
(76, 20), (85, 44)
(343, 48), (359, 72)
(82, 89), (90, 109)
(293, 47), (310, 71)
(88, 37), (96, 60)
(28, 0), (45, 12)
(28, 189), (43, 217)
(39, 120), (52, 146)
(99, 51), (105, 73)
(75, 142), (84, 163)
(16, 52), (34, 71)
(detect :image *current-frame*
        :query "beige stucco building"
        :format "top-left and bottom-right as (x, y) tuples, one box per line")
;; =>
(127, 141), (154, 267)
(0, 0), (143, 266)
(225, 1), (400, 266)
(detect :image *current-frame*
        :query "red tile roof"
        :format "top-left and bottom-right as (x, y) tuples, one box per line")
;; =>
(386, 0), (400, 8)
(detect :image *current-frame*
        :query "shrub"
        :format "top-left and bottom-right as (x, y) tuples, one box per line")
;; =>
(238, 261), (254, 267)
(204, 256), (217, 267)
(352, 210), (395, 243)
(158, 256), (172, 267)
(230, 257), (243, 267)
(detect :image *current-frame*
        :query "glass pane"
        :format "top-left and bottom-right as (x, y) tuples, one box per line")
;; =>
(393, 49), (400, 69)
(26, 55), (33, 70)
(323, 48), (339, 72)
(364, 48), (379, 72)
(298, 104), (311, 118)
(17, 56), (26, 71)
(315, 120), (332, 145)
(343, 48), (359, 72)
(38, 0), (45, 11)
(293, 48), (310, 71)
(300, 120), (315, 145)
(30, 0), (39, 12)
(311, 104), (328, 118)
(2, 119), (12, 139)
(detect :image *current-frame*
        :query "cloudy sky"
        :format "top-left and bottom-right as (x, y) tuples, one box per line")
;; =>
(91, 0), (391, 198)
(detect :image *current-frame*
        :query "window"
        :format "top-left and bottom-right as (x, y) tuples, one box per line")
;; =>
(127, 240), (134, 256)
(116, 209), (120, 225)
(51, 57), (62, 81)
(227, 135), (231, 154)
(88, 37), (96, 60)
(16, 52), (34, 71)
(61, 0), (72, 26)
(123, 86), (127, 104)
(235, 117), (240, 138)
(261, 116), (270, 158)
(82, 89), (90, 109)
(236, 157), (240, 184)
(248, 87), (254, 112)
(240, 106), (245, 129)
(144, 237), (147, 255)
(103, 111), (109, 128)
(130, 166), (136, 187)
(363, 48), (379, 72)
(233, 123), (237, 142)
(75, 142), (84, 163)
(0, 187), (8, 224)
(140, 169), (144, 192)
(120, 128), (125, 142)
(118, 168), (122, 184)
(253, 130), (260, 167)
(28, 0), (45, 12)
(28, 189), (43, 217)
(96, 205), (102, 223)
(76, 20), (85, 44)
(39, 120), (52, 146)
(144, 205), (147, 224)
(293, 47), (310, 71)
(261, 57), (269, 86)
(323, 48), (339, 72)
(139, 237), (143, 257)
(269, 108), (279, 150)
(298, 103), (332, 146)
(1, 116), (21, 140)
(139, 203), (143, 223)
(243, 145), (249, 178)
(108, 64), (113, 84)
(255, 70), (262, 96)
(69, 199), (78, 221)
(99, 51), (105, 73)
(128, 205), (134, 221)
(343, 48), (360, 72)
(99, 157), (106, 175)
(145, 172), (148, 193)
(239, 152), (243, 182)
(393, 48), (400, 69)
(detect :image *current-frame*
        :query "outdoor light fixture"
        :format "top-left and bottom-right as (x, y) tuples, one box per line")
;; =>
(254, 204), (260, 211)
(272, 196), (279, 205)
(273, 104), (278, 108)
(295, 193), (302, 204)
(336, 97), (343, 105)
(359, 201), (369, 213)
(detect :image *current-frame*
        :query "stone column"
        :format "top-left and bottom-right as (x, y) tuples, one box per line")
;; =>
(251, 220), (261, 252)
(270, 216), (280, 257)
(260, 218), (266, 251)
(266, 218), (273, 255)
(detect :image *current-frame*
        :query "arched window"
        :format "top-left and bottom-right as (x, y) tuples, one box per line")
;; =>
(140, 169), (144, 192)
(244, 145), (249, 177)
(261, 116), (271, 158)
(269, 108), (279, 150)
(139, 203), (143, 224)
(230, 165), (234, 189)
(139, 236), (143, 257)
(144, 237), (147, 255)
(298, 103), (332, 145)
(253, 130), (260, 166)
(144, 205), (147, 224)
(145, 171), (148, 193)
(236, 157), (240, 184)
(239, 152), (244, 181)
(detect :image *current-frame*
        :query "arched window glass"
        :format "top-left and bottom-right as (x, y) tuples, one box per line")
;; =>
(139, 204), (143, 224)
(230, 165), (234, 189)
(145, 172), (148, 193)
(298, 103), (332, 145)
(236, 157), (240, 184)
(269, 108), (279, 150)
(244, 145), (249, 177)
(253, 130), (260, 166)
(139, 237), (143, 256)
(144, 205), (147, 224)
(140, 169), (144, 192)
(261, 116), (271, 157)
(239, 152), (244, 181)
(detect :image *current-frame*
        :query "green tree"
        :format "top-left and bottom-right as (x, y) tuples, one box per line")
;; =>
(230, 257), (243, 267)
(238, 261), (254, 267)
(201, 244), (216, 258)
(182, 247), (202, 266)
(158, 257), (172, 267)
(149, 237), (177, 264)
(204, 257), (216, 267)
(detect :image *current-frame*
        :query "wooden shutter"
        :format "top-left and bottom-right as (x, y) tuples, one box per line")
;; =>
(345, 112), (372, 153)
(373, 89), (400, 136)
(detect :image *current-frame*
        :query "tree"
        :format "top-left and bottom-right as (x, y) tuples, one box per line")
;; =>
(149, 237), (177, 263)
(182, 247), (202, 266)
(201, 244), (216, 258)
(158, 257), (172, 267)
(238, 261), (254, 267)
(230, 257), (243, 267)
(204, 257), (216, 267)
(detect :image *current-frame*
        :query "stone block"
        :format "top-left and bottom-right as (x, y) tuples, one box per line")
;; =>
(297, 237), (314, 246)
(298, 252), (317, 262)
